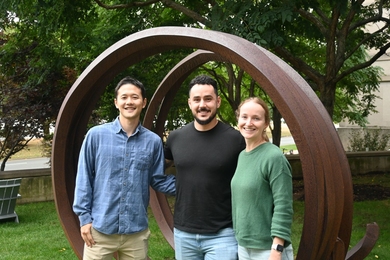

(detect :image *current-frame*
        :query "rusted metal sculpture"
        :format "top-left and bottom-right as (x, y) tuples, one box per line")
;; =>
(52, 27), (378, 259)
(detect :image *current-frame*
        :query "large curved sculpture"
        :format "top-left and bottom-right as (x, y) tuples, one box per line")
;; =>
(52, 27), (378, 259)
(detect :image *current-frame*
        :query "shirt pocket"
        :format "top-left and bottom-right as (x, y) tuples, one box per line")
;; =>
(132, 151), (152, 171)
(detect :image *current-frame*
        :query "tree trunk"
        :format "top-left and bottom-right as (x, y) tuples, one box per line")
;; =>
(319, 82), (337, 120)
(1, 154), (9, 171)
(43, 121), (51, 136)
(271, 106), (282, 147)
(1, 162), (5, 171)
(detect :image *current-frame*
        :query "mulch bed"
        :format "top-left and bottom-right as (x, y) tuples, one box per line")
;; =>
(293, 181), (390, 201)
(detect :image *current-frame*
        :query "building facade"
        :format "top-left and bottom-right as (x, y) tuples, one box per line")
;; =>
(337, 53), (390, 151)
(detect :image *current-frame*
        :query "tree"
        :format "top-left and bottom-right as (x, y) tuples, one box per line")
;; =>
(89, 0), (389, 141)
(0, 28), (77, 171)
(0, 1), (196, 169)
(0, 3), (89, 170)
(1, 0), (389, 150)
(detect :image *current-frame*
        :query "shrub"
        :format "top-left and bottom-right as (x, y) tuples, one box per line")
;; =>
(348, 128), (390, 151)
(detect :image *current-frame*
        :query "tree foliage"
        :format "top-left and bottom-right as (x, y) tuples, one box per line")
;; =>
(76, 0), (390, 135)
(154, 1), (386, 136)
(201, 0), (389, 124)
(0, 2), (99, 169)
(0, 24), (77, 170)
(1, 0), (389, 168)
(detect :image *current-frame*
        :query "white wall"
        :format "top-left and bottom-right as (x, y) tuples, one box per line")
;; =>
(338, 54), (390, 150)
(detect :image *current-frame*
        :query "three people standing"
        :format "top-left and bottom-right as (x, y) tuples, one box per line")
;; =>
(73, 74), (293, 260)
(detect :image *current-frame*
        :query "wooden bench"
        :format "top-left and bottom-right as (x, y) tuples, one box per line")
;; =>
(0, 178), (22, 223)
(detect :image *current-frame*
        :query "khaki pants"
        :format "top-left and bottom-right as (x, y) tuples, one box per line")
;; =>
(83, 228), (150, 260)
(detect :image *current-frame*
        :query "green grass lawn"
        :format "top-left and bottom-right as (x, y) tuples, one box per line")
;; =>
(1, 199), (388, 259)
(292, 200), (389, 259)
(280, 144), (297, 154)
(4, 140), (388, 259)
(0, 201), (174, 260)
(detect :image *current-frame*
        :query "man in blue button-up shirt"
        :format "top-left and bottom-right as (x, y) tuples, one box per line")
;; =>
(73, 76), (175, 260)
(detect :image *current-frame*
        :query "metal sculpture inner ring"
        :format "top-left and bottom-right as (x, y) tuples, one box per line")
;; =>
(52, 27), (374, 259)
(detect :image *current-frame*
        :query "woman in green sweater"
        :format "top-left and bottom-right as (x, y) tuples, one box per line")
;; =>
(231, 97), (294, 260)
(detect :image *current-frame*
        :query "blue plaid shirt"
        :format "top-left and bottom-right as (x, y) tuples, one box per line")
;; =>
(73, 117), (175, 235)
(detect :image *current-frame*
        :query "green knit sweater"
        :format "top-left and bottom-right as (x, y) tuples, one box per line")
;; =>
(231, 142), (293, 249)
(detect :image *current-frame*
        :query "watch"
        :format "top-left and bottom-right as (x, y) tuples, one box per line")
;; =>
(271, 244), (284, 253)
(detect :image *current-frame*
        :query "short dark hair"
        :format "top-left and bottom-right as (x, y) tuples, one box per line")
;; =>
(188, 75), (218, 96)
(115, 76), (146, 99)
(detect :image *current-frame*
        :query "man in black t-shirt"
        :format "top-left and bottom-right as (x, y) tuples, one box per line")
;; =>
(165, 75), (245, 260)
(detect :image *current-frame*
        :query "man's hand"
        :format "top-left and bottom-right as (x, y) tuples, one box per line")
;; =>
(80, 223), (95, 247)
(165, 159), (174, 169)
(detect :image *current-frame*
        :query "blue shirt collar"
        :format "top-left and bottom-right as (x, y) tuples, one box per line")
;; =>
(113, 116), (142, 136)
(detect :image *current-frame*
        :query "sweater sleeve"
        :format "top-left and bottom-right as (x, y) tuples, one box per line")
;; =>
(268, 152), (294, 247)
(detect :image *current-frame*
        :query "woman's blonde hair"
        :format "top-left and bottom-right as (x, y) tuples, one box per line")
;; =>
(236, 97), (270, 142)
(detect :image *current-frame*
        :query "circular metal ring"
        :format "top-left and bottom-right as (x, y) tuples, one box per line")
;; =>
(52, 27), (353, 259)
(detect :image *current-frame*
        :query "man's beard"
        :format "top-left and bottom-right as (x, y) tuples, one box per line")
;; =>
(194, 109), (217, 125)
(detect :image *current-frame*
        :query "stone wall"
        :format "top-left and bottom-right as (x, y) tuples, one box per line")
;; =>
(1, 151), (389, 203)
(287, 151), (390, 179)
(0, 168), (53, 204)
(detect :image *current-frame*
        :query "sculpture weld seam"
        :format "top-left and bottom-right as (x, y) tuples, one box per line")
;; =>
(52, 27), (378, 259)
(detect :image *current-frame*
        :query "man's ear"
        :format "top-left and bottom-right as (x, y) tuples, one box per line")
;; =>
(217, 96), (221, 108)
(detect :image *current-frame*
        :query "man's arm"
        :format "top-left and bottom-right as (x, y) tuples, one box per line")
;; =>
(150, 142), (176, 196)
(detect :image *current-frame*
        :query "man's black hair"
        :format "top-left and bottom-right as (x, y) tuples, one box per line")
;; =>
(115, 76), (146, 99)
(188, 75), (218, 96)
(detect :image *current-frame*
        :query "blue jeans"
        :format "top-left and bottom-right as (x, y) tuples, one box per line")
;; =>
(238, 244), (294, 260)
(174, 227), (238, 260)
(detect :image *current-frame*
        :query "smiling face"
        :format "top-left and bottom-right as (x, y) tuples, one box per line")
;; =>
(114, 84), (146, 123)
(237, 100), (269, 142)
(188, 84), (221, 129)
